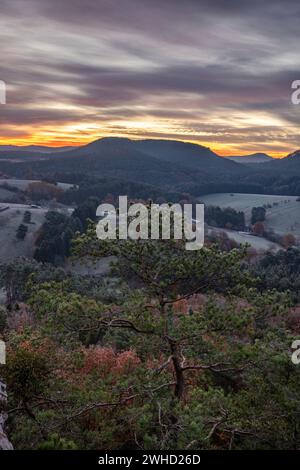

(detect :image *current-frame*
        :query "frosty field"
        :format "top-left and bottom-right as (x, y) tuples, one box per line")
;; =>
(200, 193), (300, 237)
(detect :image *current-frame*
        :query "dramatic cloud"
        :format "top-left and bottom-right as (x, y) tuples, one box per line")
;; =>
(0, 0), (300, 154)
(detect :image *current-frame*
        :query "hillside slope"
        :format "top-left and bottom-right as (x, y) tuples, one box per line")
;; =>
(255, 150), (300, 176)
(0, 137), (250, 190)
(131, 139), (246, 175)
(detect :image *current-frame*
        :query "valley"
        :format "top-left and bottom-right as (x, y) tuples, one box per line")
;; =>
(1, 138), (300, 265)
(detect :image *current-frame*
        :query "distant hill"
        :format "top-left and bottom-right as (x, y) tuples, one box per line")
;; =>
(0, 145), (76, 162)
(66, 137), (250, 177)
(0, 145), (75, 153)
(3, 137), (300, 195)
(255, 150), (300, 176)
(131, 139), (245, 175)
(284, 150), (300, 161)
(224, 153), (273, 164)
(0, 137), (250, 191)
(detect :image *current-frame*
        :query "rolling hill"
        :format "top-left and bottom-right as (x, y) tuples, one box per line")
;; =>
(0, 145), (74, 160)
(131, 139), (246, 175)
(224, 153), (273, 164)
(0, 137), (250, 190)
(253, 149), (300, 176)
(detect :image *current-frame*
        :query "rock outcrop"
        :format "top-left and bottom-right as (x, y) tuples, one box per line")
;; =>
(0, 412), (13, 450)
(0, 379), (13, 450)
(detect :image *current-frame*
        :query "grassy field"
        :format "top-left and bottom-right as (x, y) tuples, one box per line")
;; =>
(0, 178), (76, 263)
(0, 188), (18, 202)
(0, 204), (48, 262)
(0, 179), (74, 191)
(200, 193), (300, 237)
(207, 227), (281, 252)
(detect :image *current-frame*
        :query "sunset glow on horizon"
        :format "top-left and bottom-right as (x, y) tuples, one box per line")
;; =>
(1, 0), (300, 158)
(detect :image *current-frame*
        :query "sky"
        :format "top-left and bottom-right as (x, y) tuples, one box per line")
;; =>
(0, 0), (300, 156)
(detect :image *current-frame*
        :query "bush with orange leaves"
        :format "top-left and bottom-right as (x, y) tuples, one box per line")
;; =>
(80, 347), (140, 377)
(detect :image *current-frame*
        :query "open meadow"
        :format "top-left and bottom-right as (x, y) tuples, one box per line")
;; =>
(200, 193), (300, 238)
